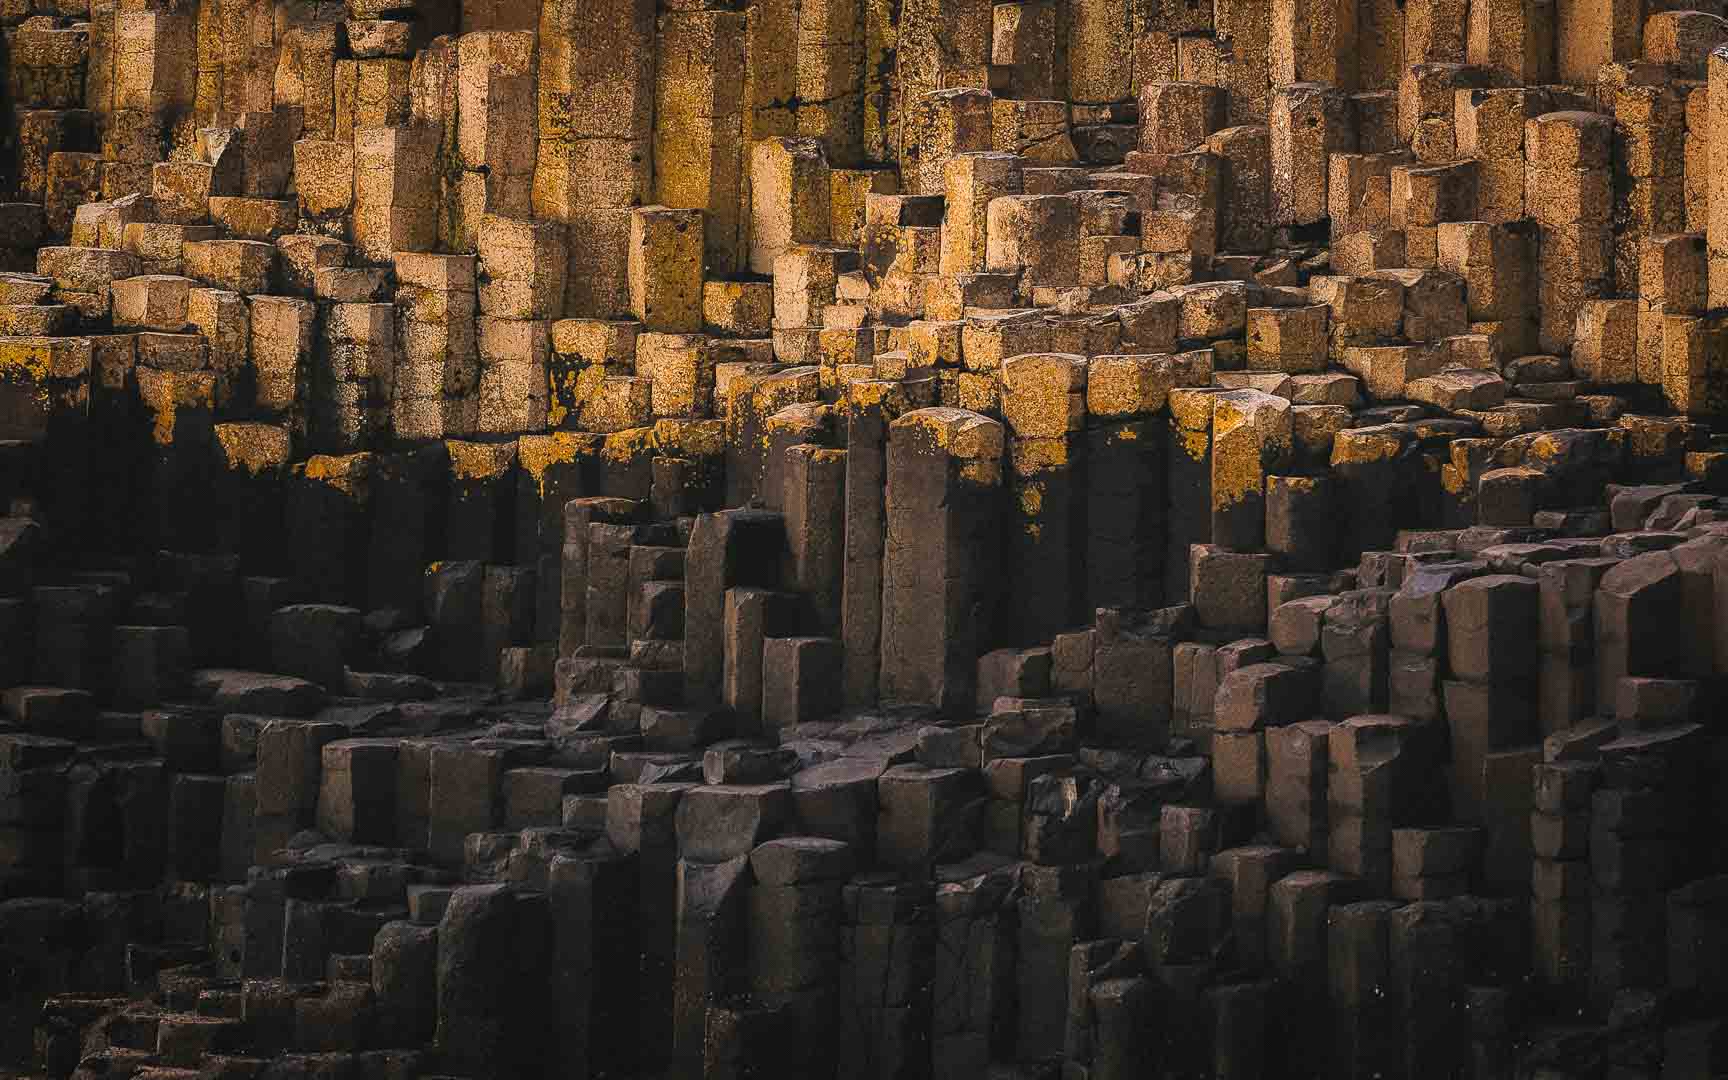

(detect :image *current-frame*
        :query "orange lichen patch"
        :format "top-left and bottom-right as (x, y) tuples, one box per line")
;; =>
(956, 371), (999, 414)
(214, 422), (291, 476)
(1330, 425), (1411, 467)
(0, 337), (92, 414)
(1211, 389), (1292, 510)
(444, 439), (516, 480)
(0, 345), (51, 414)
(843, 376), (912, 420)
(1087, 354), (1172, 419)
(653, 418), (725, 458)
(1000, 352), (1086, 439)
(1617, 413), (1702, 462)
(135, 368), (214, 447)
(893, 406), (1005, 463)
(517, 431), (596, 496)
(546, 362), (610, 429)
(1012, 437), (1070, 473)
(602, 425), (657, 465)
(297, 452), (374, 498)
(753, 366), (823, 415)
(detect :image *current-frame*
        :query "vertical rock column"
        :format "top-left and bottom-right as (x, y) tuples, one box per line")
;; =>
(1270, 83), (1354, 230)
(931, 859), (1019, 1074)
(1193, 389), (1291, 634)
(1710, 48), (1728, 315)
(286, 453), (373, 605)
(1453, 89), (1538, 226)
(1611, 84), (1686, 301)
(1441, 575), (1541, 889)
(796, 0), (866, 163)
(353, 124), (438, 264)
(1527, 111), (1614, 355)
(536, 0), (655, 317)
(655, 9), (749, 274)
(894, 0), (993, 167)
(782, 442), (848, 637)
(841, 382), (900, 707)
(1531, 760), (1597, 998)
(1387, 560), (1485, 724)
(393, 253), (479, 441)
(1438, 219), (1539, 366)
(365, 445), (447, 619)
(210, 422), (291, 577)
(1327, 715), (1443, 897)
(245, 293), (312, 449)
(879, 407), (1004, 717)
(606, 782), (696, 1075)
(80, 334), (145, 557)
(546, 850), (641, 1079)
(749, 137), (832, 278)
(559, 496), (642, 658)
(1329, 423), (1418, 559)
(314, 298), (394, 453)
(747, 838), (853, 1076)
(1639, 233), (1706, 393)
(0, 337), (93, 547)
(452, 32), (537, 252)
(475, 215), (563, 435)
(1016, 863), (1095, 1062)
(685, 510), (787, 706)
(1166, 388), (1219, 602)
(434, 884), (554, 1079)
(444, 438), (517, 564)
(839, 875), (937, 1080)
(515, 432), (593, 645)
(1556, 0), (1643, 84)
(140, 362), (220, 555)
(1085, 354), (1169, 613)
(940, 153), (1024, 277)
(1536, 558), (1616, 734)
(1001, 353), (1086, 644)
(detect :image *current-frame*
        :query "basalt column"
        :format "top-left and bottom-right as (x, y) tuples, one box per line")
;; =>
(879, 407), (1004, 717)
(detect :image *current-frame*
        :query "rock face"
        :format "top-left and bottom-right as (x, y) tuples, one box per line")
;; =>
(2, 1), (1728, 1077)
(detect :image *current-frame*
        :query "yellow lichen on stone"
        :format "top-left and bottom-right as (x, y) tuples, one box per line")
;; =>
(1330, 426), (1409, 466)
(1087, 354), (1172, 419)
(0, 342), (51, 413)
(894, 406), (1005, 463)
(5, 336), (91, 379)
(754, 366), (823, 415)
(1018, 480), (1045, 518)
(960, 459), (1002, 487)
(1001, 352), (1085, 439)
(445, 439), (516, 480)
(1013, 437), (1070, 472)
(135, 368), (215, 447)
(214, 422), (291, 476)
(1168, 388), (1218, 465)
(844, 376), (911, 421)
(603, 425), (657, 464)
(546, 362), (608, 429)
(0, 337), (92, 414)
(654, 418), (725, 458)
(1210, 389), (1291, 510)
(517, 431), (594, 496)
(299, 452), (374, 497)
(0, 340), (51, 383)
